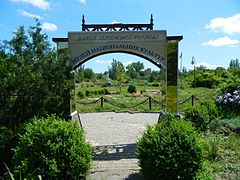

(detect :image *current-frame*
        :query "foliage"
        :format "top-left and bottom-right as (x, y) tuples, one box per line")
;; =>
(192, 72), (219, 88)
(201, 133), (221, 161)
(151, 82), (160, 87)
(218, 80), (240, 95)
(0, 20), (72, 127)
(116, 62), (126, 92)
(201, 131), (240, 178)
(229, 58), (239, 68)
(74, 65), (96, 83)
(75, 65), (84, 81)
(77, 91), (85, 99)
(224, 132), (240, 156)
(195, 161), (214, 180)
(136, 118), (204, 179)
(126, 61), (144, 79)
(184, 101), (218, 131)
(127, 84), (136, 94)
(77, 88), (109, 98)
(108, 59), (119, 80)
(0, 125), (15, 175)
(0, 20), (73, 177)
(148, 70), (160, 82)
(13, 116), (92, 179)
(221, 116), (240, 131)
(83, 68), (95, 80)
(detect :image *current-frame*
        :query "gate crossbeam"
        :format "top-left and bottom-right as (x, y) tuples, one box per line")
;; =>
(81, 15), (154, 31)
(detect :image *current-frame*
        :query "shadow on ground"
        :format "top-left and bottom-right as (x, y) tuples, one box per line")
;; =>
(124, 172), (145, 180)
(93, 143), (137, 160)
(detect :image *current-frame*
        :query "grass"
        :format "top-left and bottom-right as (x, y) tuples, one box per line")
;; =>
(74, 83), (218, 113)
(210, 133), (240, 179)
(73, 82), (163, 112)
(221, 116), (240, 130)
(178, 83), (218, 112)
(74, 94), (162, 112)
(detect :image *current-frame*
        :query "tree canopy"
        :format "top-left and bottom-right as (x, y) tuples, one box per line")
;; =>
(0, 20), (72, 128)
(126, 61), (144, 79)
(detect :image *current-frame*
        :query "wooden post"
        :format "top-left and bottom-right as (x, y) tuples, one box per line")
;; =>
(100, 97), (104, 107)
(191, 95), (194, 106)
(149, 97), (152, 110)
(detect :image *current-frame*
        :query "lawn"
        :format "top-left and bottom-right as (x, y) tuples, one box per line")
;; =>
(73, 81), (163, 112)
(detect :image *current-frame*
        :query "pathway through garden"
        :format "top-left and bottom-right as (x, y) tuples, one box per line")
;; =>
(79, 112), (159, 180)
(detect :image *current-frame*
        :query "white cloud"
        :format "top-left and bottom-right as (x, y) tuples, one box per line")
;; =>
(205, 13), (240, 35)
(79, 0), (87, 4)
(95, 59), (133, 67)
(95, 59), (112, 64)
(123, 61), (133, 66)
(10, 0), (50, 10)
(42, 22), (57, 32)
(112, 20), (122, 24)
(195, 62), (224, 69)
(17, 9), (42, 19)
(202, 36), (239, 47)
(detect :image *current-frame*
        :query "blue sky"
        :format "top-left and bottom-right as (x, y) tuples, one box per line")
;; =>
(0, 0), (240, 72)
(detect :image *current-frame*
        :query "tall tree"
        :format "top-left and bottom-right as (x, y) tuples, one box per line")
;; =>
(229, 58), (239, 68)
(126, 61), (144, 79)
(28, 19), (50, 60)
(116, 62), (126, 92)
(75, 65), (85, 82)
(108, 59), (118, 80)
(149, 70), (160, 82)
(9, 26), (28, 57)
(0, 21), (74, 175)
(83, 68), (95, 80)
(0, 20), (72, 127)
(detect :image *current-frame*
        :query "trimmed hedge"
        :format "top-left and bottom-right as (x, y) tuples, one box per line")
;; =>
(136, 118), (204, 179)
(13, 116), (92, 179)
(127, 84), (136, 94)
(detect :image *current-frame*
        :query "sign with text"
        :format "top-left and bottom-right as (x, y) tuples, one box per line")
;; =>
(68, 31), (167, 69)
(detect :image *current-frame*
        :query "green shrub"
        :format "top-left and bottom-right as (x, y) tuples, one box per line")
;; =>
(201, 133), (221, 161)
(136, 118), (204, 179)
(151, 82), (159, 87)
(0, 125), (14, 176)
(103, 88), (109, 95)
(101, 89), (105, 95)
(85, 90), (90, 97)
(193, 72), (219, 88)
(199, 101), (219, 120)
(127, 84), (136, 94)
(94, 90), (98, 95)
(195, 161), (214, 180)
(218, 80), (240, 94)
(184, 101), (218, 131)
(77, 91), (85, 99)
(13, 116), (92, 179)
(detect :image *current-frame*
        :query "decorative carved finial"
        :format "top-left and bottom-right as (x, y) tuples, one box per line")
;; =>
(150, 14), (153, 30)
(82, 15), (85, 25)
(82, 15), (85, 31)
(150, 14), (153, 24)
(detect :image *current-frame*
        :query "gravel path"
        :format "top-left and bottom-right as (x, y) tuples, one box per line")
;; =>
(80, 112), (159, 145)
